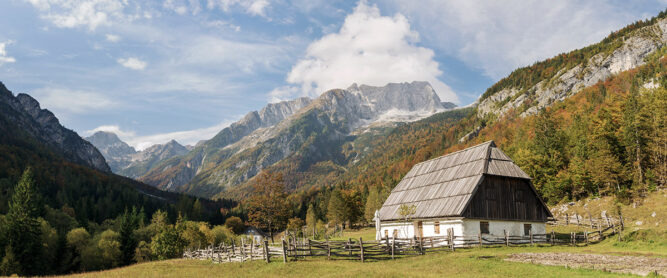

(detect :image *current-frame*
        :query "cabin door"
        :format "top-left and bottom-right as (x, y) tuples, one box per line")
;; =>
(414, 221), (423, 238)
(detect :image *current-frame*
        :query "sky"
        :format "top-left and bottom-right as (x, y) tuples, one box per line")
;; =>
(0, 0), (664, 150)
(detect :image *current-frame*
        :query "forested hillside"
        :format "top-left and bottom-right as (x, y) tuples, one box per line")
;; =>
(0, 84), (238, 276)
(284, 16), (667, 228)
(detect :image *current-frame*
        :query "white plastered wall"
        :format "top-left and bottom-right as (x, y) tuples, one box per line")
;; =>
(378, 220), (463, 240)
(462, 219), (546, 236)
(379, 219), (546, 240)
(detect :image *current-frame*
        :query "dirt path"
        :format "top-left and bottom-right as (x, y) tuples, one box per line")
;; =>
(505, 252), (666, 276)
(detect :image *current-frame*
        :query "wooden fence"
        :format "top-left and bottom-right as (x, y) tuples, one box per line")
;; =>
(548, 213), (624, 230)
(183, 224), (623, 264)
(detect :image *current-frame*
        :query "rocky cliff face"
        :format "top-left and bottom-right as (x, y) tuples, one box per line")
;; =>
(86, 131), (136, 172)
(0, 82), (111, 172)
(139, 96), (313, 191)
(140, 81), (454, 197)
(478, 18), (667, 118)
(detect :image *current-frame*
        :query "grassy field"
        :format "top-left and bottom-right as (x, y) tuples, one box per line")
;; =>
(55, 227), (666, 278)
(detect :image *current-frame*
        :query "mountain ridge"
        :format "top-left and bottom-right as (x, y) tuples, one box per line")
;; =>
(140, 81), (455, 197)
(0, 82), (110, 172)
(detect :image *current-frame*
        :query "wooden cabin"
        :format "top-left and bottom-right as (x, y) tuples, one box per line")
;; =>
(376, 141), (552, 240)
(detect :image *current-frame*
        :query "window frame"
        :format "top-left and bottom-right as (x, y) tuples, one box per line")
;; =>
(480, 221), (490, 234)
(434, 221), (440, 234)
(524, 224), (532, 236)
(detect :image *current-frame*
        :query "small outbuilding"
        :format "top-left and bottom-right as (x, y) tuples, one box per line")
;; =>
(244, 226), (268, 243)
(376, 141), (552, 240)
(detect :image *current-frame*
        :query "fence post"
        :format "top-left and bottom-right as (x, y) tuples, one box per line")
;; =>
(565, 213), (569, 225)
(326, 239), (331, 260)
(391, 239), (395, 260)
(570, 232), (574, 246)
(231, 241), (235, 255)
(264, 240), (270, 263)
(385, 236), (390, 252)
(250, 240), (254, 261)
(619, 213), (624, 231)
(348, 238), (352, 257)
(359, 237), (365, 263)
(430, 238), (434, 249)
(530, 230), (533, 246)
(282, 239), (287, 263)
(598, 217), (602, 239)
(576, 214), (580, 226)
(478, 232), (482, 248)
(308, 239), (312, 256)
(589, 213), (594, 229)
(551, 231), (555, 246)
(504, 230), (509, 247)
(242, 238), (246, 262)
(585, 231), (588, 245)
(450, 228), (455, 251)
(418, 237), (423, 255)
(606, 215), (611, 227)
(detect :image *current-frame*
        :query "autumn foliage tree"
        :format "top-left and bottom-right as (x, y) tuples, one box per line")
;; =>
(246, 171), (290, 242)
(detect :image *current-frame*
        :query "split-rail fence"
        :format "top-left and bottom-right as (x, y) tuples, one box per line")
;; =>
(183, 218), (624, 264)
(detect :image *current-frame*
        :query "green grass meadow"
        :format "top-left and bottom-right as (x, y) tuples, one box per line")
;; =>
(54, 227), (666, 278)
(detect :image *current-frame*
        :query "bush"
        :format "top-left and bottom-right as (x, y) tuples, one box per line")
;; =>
(134, 241), (152, 263)
(66, 228), (91, 254)
(151, 226), (185, 260)
(224, 216), (245, 235)
(206, 225), (235, 245)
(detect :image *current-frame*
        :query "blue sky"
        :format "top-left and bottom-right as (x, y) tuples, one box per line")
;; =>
(0, 0), (664, 149)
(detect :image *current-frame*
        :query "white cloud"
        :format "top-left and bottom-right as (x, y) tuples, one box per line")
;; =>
(0, 41), (16, 65)
(206, 0), (272, 18)
(117, 57), (147, 70)
(386, 0), (646, 80)
(86, 124), (136, 138)
(24, 0), (135, 31)
(246, 0), (269, 17)
(285, 2), (458, 103)
(31, 87), (117, 114)
(86, 121), (234, 150)
(268, 86), (300, 103)
(105, 33), (121, 42)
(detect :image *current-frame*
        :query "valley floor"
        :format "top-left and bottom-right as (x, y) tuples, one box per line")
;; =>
(54, 228), (666, 278)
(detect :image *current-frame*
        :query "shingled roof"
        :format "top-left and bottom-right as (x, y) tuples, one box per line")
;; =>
(379, 141), (532, 221)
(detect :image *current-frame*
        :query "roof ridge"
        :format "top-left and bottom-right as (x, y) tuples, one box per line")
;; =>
(413, 140), (495, 166)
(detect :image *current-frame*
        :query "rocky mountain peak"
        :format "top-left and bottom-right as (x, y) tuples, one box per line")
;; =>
(477, 17), (667, 119)
(0, 84), (110, 172)
(16, 93), (61, 127)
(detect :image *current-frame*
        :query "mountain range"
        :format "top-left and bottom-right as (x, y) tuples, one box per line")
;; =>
(89, 81), (456, 198)
(85, 131), (190, 178)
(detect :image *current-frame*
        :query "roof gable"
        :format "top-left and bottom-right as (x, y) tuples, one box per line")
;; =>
(379, 141), (532, 221)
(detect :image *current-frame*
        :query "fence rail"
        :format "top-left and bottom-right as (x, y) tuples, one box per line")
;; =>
(183, 223), (623, 264)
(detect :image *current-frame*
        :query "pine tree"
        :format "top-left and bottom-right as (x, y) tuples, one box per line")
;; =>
(326, 189), (347, 228)
(5, 168), (43, 275)
(305, 204), (318, 237)
(119, 207), (140, 266)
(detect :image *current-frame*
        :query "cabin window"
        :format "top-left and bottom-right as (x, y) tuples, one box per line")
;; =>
(524, 224), (532, 236)
(480, 221), (490, 234)
(434, 221), (440, 234)
(384, 229), (388, 238)
(393, 229), (398, 238)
